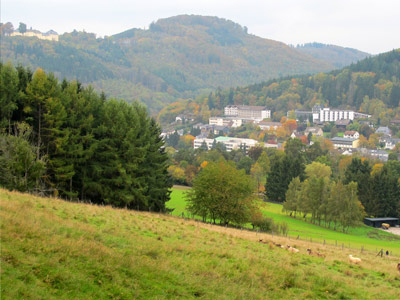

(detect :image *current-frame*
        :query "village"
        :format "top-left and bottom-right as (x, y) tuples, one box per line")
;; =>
(163, 104), (400, 162)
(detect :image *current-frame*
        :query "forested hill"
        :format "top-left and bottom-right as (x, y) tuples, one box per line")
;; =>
(295, 43), (370, 69)
(158, 49), (400, 124)
(1, 15), (339, 113)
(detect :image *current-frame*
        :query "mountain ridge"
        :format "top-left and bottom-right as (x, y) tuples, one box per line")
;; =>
(0, 15), (369, 113)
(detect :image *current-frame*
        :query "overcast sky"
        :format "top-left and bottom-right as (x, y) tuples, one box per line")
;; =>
(2, 0), (399, 54)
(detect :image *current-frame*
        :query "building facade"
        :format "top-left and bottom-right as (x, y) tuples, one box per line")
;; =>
(330, 137), (359, 149)
(224, 105), (271, 121)
(193, 136), (258, 152)
(209, 117), (242, 128)
(314, 107), (355, 123)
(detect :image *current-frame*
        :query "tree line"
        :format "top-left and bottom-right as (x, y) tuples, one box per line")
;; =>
(267, 139), (400, 219)
(0, 63), (172, 211)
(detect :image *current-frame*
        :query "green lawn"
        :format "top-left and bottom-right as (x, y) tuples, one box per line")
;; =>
(167, 188), (400, 255)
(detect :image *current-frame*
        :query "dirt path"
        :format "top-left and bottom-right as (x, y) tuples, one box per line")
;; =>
(385, 227), (400, 236)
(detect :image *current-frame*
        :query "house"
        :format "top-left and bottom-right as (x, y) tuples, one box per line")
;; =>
(290, 131), (303, 139)
(258, 121), (282, 131)
(375, 126), (392, 137)
(175, 114), (195, 123)
(335, 119), (352, 129)
(344, 131), (360, 139)
(384, 138), (400, 150)
(304, 127), (323, 137)
(356, 148), (389, 162)
(330, 137), (359, 149)
(390, 119), (400, 125)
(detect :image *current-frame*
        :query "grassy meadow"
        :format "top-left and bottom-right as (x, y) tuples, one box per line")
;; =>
(1, 188), (400, 299)
(167, 187), (400, 255)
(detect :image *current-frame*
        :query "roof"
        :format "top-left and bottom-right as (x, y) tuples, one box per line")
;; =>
(376, 127), (392, 135)
(258, 121), (282, 126)
(364, 218), (399, 222)
(344, 131), (357, 135)
(331, 137), (357, 142)
(335, 119), (351, 125)
(305, 127), (322, 133)
(226, 105), (268, 111)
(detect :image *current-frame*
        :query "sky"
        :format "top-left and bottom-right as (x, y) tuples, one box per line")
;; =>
(1, 0), (399, 54)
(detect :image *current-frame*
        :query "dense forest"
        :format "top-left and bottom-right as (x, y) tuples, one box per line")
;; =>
(295, 43), (370, 69)
(0, 63), (172, 211)
(0, 15), (367, 114)
(158, 49), (400, 125)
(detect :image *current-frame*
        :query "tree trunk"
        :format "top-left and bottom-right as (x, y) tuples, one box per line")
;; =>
(37, 103), (41, 160)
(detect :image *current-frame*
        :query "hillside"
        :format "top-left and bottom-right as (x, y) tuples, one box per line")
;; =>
(1, 15), (336, 113)
(2, 189), (400, 299)
(295, 43), (370, 69)
(158, 49), (400, 124)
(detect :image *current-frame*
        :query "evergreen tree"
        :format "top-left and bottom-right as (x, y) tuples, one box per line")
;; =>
(344, 158), (372, 215)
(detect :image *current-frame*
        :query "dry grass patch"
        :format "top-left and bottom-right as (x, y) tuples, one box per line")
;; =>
(1, 189), (400, 299)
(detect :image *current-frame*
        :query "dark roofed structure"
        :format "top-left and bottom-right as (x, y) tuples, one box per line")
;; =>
(364, 217), (399, 228)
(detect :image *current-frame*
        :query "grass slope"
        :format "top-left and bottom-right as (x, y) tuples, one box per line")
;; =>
(1, 188), (400, 299)
(168, 188), (400, 255)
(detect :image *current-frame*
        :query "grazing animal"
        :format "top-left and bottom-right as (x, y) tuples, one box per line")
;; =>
(258, 239), (267, 244)
(307, 248), (312, 255)
(287, 246), (299, 253)
(397, 263), (400, 273)
(316, 252), (326, 258)
(349, 254), (361, 264)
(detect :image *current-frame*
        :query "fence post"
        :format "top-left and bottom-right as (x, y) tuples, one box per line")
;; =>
(323, 239), (325, 245)
(297, 235), (299, 240)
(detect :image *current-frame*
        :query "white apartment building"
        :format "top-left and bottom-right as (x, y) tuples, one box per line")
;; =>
(224, 105), (271, 121)
(193, 136), (258, 152)
(313, 107), (355, 123)
(209, 117), (242, 128)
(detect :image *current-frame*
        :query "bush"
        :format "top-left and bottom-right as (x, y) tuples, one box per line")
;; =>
(251, 212), (275, 232)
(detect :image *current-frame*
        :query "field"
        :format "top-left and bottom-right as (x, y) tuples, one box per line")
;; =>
(167, 187), (400, 255)
(1, 188), (400, 299)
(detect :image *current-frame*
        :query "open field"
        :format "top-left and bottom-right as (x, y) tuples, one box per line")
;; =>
(1, 188), (400, 299)
(167, 187), (400, 255)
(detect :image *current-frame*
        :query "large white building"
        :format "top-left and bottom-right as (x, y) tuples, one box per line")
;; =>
(193, 136), (258, 152)
(313, 107), (355, 123)
(224, 105), (271, 121)
(209, 117), (242, 128)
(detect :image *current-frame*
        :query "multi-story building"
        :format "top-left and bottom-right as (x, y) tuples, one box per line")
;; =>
(313, 107), (355, 123)
(224, 105), (271, 121)
(330, 137), (359, 149)
(193, 136), (258, 152)
(209, 117), (242, 128)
